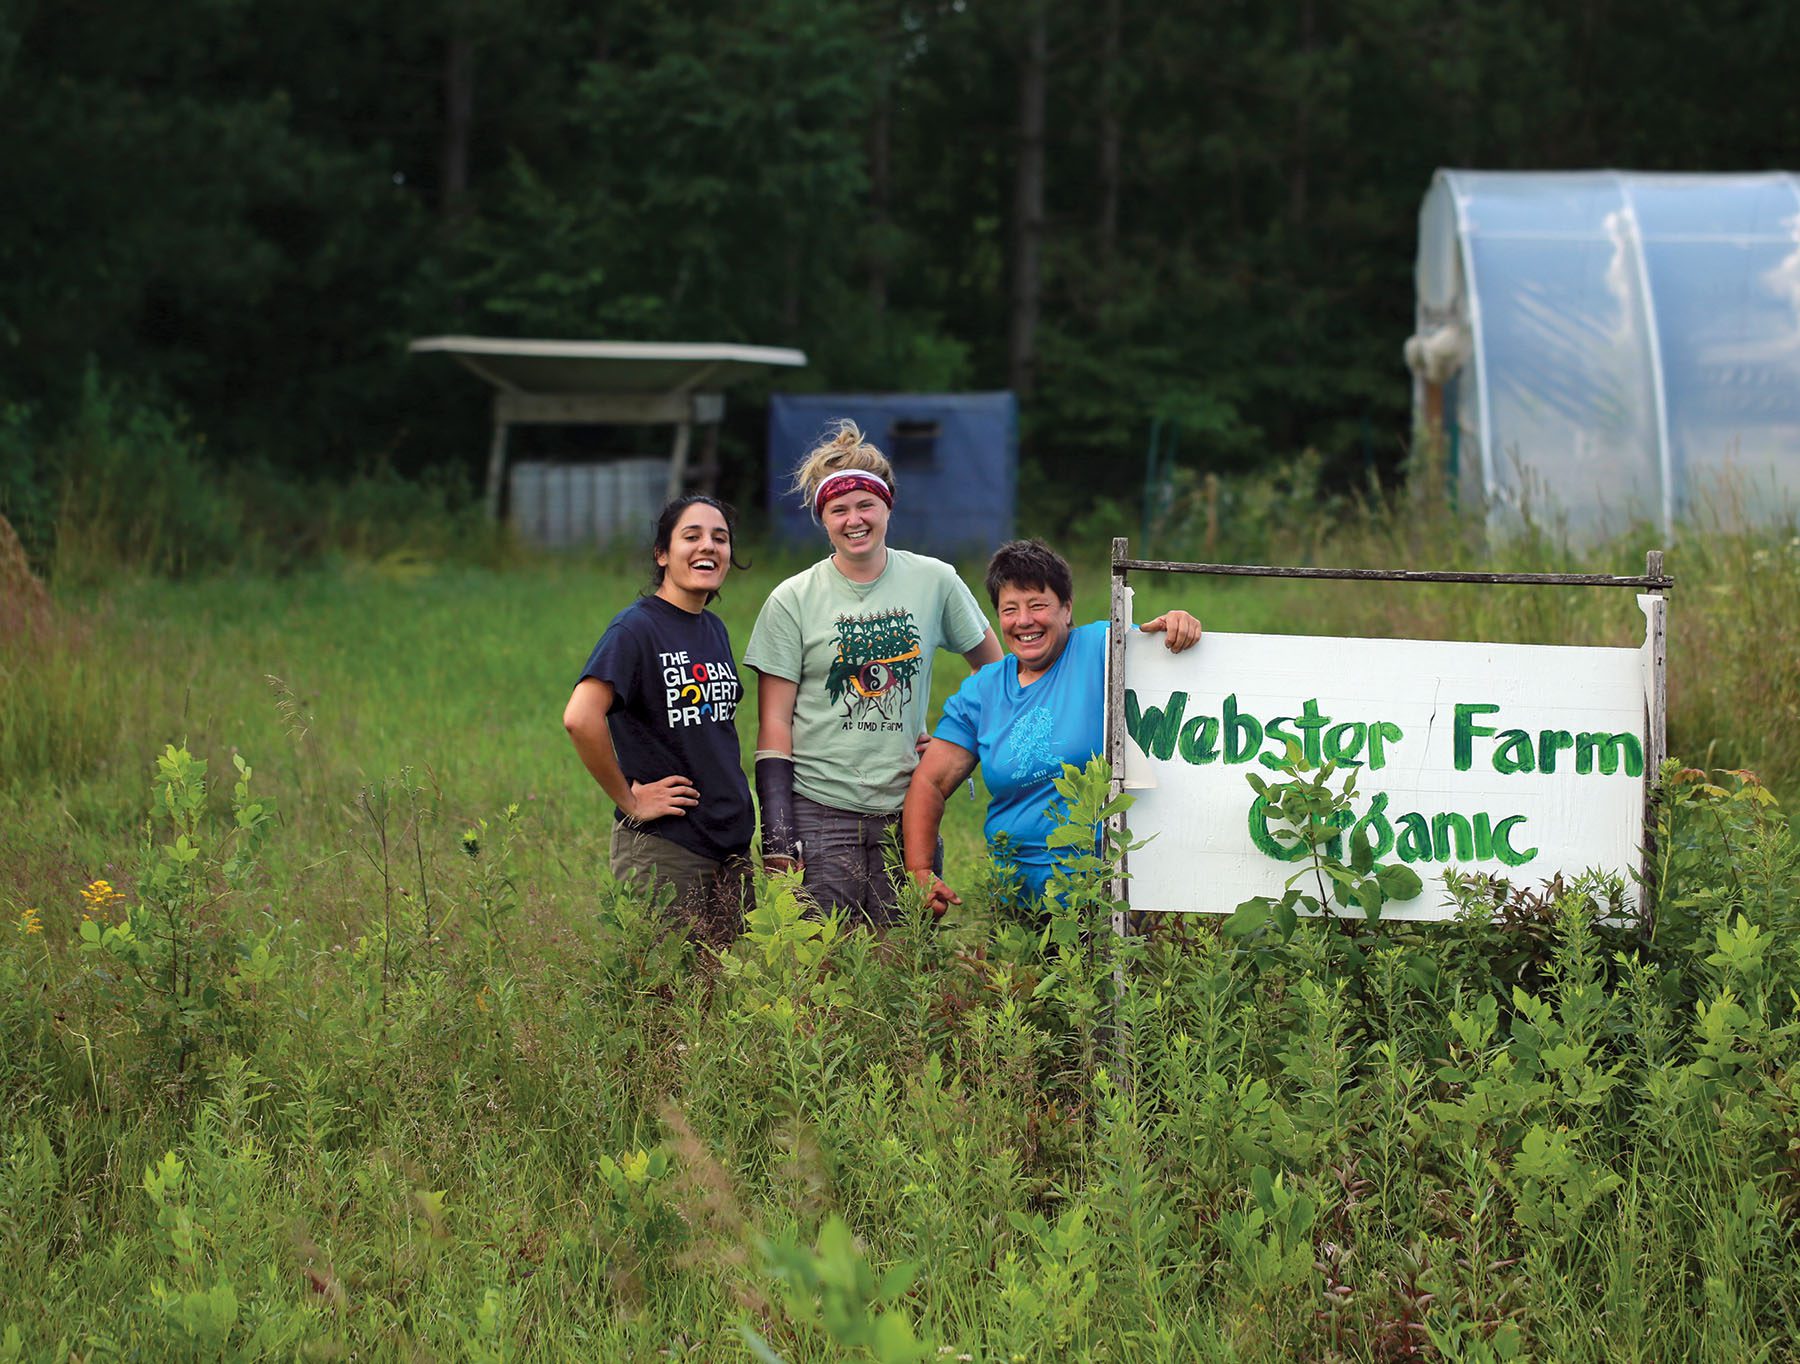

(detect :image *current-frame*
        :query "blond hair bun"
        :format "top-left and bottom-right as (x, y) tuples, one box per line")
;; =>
(791, 419), (896, 514)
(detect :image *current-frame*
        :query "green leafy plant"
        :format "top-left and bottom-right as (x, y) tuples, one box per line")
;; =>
(1218, 1165), (1318, 1302)
(78, 744), (277, 1073)
(743, 1216), (931, 1364)
(1654, 762), (1797, 963)
(718, 872), (852, 1023)
(591, 1144), (687, 1293)
(1034, 757), (1143, 1093)
(461, 800), (523, 970)
(1226, 743), (1423, 948)
(995, 1202), (1101, 1357)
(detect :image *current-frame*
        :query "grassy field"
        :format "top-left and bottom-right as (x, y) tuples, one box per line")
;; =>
(3, 531), (1799, 1361)
(0, 544), (1314, 889)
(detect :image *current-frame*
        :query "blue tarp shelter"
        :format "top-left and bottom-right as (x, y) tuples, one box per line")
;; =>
(766, 393), (1018, 556)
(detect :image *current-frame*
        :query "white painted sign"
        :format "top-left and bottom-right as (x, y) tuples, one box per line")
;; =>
(1118, 606), (1656, 919)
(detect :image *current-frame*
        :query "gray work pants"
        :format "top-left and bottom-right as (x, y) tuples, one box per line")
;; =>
(791, 792), (942, 927)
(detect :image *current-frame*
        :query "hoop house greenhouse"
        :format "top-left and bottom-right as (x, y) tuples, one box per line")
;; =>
(1407, 170), (1800, 534)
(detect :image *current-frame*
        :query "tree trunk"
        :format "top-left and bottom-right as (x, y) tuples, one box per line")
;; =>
(440, 31), (475, 222)
(1096, 0), (1122, 267)
(1289, 0), (1314, 230)
(0, 0), (40, 102)
(868, 77), (891, 316)
(1008, 0), (1049, 403)
(783, 236), (800, 337)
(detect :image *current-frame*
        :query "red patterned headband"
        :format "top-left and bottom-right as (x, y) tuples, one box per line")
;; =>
(813, 471), (893, 517)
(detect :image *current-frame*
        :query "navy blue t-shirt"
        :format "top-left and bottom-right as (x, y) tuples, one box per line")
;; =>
(578, 595), (753, 863)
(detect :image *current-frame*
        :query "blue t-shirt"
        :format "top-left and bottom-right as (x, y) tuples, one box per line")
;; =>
(579, 595), (754, 863)
(934, 620), (1109, 898)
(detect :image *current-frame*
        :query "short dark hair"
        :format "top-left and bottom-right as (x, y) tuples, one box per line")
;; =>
(650, 495), (748, 603)
(985, 538), (1073, 608)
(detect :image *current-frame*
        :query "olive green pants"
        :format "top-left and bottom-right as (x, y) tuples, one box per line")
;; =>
(608, 823), (751, 946)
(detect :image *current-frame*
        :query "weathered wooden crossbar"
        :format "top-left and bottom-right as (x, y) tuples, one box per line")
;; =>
(1113, 558), (1675, 591)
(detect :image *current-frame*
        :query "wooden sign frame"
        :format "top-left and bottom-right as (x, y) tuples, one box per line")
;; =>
(1103, 540), (1672, 937)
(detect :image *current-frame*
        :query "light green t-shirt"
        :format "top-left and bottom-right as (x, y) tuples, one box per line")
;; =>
(744, 549), (990, 814)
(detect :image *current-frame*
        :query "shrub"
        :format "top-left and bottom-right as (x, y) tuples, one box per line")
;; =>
(49, 370), (242, 583)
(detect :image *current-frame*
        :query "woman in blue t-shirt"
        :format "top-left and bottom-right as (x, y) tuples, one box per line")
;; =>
(564, 495), (755, 941)
(901, 539), (1201, 916)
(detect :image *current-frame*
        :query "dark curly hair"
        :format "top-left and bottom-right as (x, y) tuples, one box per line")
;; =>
(984, 538), (1073, 608)
(650, 495), (749, 603)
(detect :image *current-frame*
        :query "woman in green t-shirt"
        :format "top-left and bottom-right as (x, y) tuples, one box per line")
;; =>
(744, 421), (1002, 923)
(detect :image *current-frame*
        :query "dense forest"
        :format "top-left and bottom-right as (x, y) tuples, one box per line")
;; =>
(3, 0), (1796, 524)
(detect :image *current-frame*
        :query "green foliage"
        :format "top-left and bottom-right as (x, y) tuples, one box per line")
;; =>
(995, 1203), (1101, 1356)
(77, 744), (278, 1074)
(719, 873), (852, 1022)
(1218, 1166), (1318, 1302)
(0, 403), (53, 562)
(14, 0), (1797, 512)
(2, 371), (507, 589)
(462, 801), (524, 969)
(1035, 757), (1139, 1092)
(746, 1216), (931, 1364)
(1654, 762), (1798, 962)
(4, 560), (1800, 1361)
(1226, 741), (1423, 952)
(43, 371), (241, 583)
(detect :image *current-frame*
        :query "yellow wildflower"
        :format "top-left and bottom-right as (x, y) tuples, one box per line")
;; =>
(80, 878), (127, 921)
(15, 907), (43, 936)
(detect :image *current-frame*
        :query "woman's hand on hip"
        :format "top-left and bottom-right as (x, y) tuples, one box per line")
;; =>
(627, 775), (700, 821)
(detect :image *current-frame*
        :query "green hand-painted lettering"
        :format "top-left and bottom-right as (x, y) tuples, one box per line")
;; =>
(1454, 703), (1500, 772)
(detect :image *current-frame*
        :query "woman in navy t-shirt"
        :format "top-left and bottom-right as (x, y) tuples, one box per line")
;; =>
(901, 539), (1201, 917)
(564, 496), (755, 941)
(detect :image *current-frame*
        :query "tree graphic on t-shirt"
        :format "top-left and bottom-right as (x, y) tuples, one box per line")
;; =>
(1001, 706), (1058, 784)
(825, 608), (923, 721)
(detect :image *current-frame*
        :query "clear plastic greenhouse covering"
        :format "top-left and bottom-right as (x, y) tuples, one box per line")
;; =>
(1410, 170), (1800, 535)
